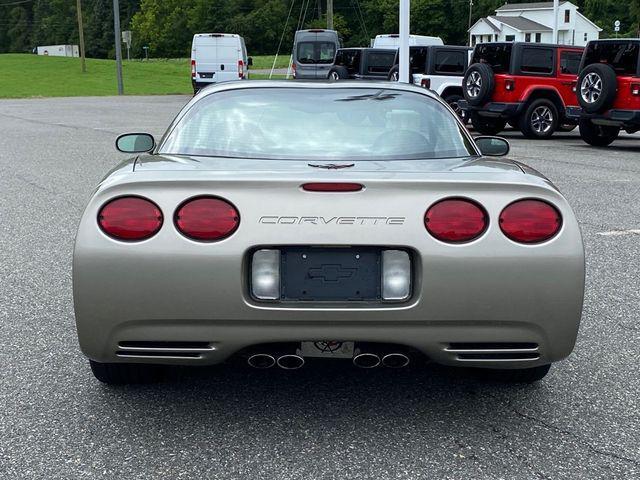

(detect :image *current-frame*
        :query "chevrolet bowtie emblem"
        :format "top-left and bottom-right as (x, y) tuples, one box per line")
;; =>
(308, 163), (355, 170)
(308, 264), (356, 282)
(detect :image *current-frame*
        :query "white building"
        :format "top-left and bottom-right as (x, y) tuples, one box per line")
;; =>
(469, 1), (601, 47)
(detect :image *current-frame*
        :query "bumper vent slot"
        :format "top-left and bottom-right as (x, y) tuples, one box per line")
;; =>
(446, 342), (540, 362)
(116, 341), (213, 359)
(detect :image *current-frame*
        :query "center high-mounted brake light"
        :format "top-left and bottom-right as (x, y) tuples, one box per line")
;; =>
(424, 198), (488, 243)
(302, 183), (363, 192)
(175, 196), (240, 242)
(191, 60), (196, 79)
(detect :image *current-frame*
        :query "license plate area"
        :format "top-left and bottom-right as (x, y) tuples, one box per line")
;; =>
(281, 247), (381, 302)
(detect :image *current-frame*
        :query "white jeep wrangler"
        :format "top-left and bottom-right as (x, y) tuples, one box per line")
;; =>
(389, 45), (472, 120)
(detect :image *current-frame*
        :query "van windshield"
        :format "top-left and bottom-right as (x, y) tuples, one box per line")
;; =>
(297, 42), (336, 64)
(159, 88), (475, 161)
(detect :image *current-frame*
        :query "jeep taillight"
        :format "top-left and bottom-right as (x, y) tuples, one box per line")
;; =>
(505, 78), (515, 91)
(421, 78), (431, 89)
(631, 83), (640, 96)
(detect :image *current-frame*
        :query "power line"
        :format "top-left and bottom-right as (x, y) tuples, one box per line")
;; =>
(0, 0), (33, 7)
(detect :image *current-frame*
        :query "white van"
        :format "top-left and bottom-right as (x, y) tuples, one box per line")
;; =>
(372, 34), (444, 49)
(191, 33), (252, 94)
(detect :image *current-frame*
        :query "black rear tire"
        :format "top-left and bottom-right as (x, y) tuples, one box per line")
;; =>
(486, 364), (551, 383)
(89, 360), (166, 385)
(470, 113), (506, 135)
(518, 99), (559, 139)
(577, 63), (617, 114)
(328, 66), (349, 81)
(463, 63), (495, 106)
(444, 93), (467, 123)
(579, 118), (620, 146)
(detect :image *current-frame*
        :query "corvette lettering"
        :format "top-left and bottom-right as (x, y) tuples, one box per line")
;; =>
(258, 216), (405, 225)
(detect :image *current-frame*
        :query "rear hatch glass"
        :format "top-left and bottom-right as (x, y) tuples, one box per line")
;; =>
(582, 41), (640, 75)
(471, 44), (513, 73)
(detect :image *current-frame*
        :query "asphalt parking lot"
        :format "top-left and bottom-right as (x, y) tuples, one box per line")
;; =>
(0, 95), (639, 479)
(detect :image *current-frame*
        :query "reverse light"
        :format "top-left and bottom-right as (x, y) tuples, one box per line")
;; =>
(191, 60), (196, 79)
(98, 196), (163, 241)
(499, 199), (562, 243)
(175, 196), (240, 241)
(420, 78), (431, 89)
(381, 250), (411, 301)
(252, 249), (281, 300)
(424, 198), (488, 243)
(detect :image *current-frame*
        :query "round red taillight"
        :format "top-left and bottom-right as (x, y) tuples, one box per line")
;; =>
(175, 196), (239, 241)
(499, 199), (562, 243)
(424, 198), (488, 243)
(98, 196), (163, 241)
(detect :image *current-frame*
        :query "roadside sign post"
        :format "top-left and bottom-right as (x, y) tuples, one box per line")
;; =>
(112, 0), (124, 95)
(552, 0), (559, 44)
(399, 0), (410, 83)
(143, 46), (149, 61)
(614, 20), (621, 38)
(76, 0), (86, 73)
(122, 30), (132, 61)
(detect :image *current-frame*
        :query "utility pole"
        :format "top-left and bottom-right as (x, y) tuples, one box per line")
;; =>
(317, 0), (322, 20)
(327, 0), (334, 30)
(113, 0), (124, 95)
(553, 0), (559, 44)
(76, 0), (86, 72)
(399, 0), (410, 83)
(468, 0), (474, 47)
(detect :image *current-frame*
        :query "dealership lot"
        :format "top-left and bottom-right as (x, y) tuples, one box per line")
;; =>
(0, 96), (638, 479)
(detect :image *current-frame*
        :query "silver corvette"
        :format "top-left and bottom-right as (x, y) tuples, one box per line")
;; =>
(73, 81), (584, 384)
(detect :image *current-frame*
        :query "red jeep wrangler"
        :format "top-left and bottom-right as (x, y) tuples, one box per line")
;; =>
(566, 40), (640, 146)
(460, 42), (583, 138)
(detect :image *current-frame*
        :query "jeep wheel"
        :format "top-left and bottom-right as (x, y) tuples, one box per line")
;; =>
(388, 65), (400, 82)
(519, 99), (559, 139)
(577, 64), (617, 114)
(444, 94), (467, 123)
(89, 360), (166, 385)
(579, 118), (620, 147)
(470, 113), (506, 135)
(328, 66), (348, 81)
(463, 63), (495, 106)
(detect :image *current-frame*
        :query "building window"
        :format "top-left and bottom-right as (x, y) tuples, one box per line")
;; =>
(564, 10), (570, 23)
(584, 33), (588, 42)
(505, 35), (515, 42)
(525, 33), (531, 42)
(535, 33), (542, 43)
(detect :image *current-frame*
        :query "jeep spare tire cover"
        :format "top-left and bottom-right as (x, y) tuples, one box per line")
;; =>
(463, 63), (495, 106)
(577, 63), (617, 114)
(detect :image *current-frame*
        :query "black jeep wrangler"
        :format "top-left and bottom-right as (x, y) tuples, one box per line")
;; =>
(328, 48), (396, 81)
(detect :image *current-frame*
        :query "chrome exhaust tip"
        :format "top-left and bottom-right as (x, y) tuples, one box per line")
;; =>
(352, 353), (381, 369)
(247, 353), (276, 369)
(276, 354), (305, 370)
(381, 353), (410, 368)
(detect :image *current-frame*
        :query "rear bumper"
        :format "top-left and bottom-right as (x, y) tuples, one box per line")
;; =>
(568, 106), (640, 128)
(458, 100), (525, 119)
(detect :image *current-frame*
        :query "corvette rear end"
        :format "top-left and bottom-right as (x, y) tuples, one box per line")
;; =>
(73, 82), (584, 384)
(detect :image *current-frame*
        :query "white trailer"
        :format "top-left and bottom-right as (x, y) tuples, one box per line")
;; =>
(37, 45), (80, 57)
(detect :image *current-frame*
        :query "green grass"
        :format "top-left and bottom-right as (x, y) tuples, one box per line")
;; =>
(0, 54), (289, 98)
(249, 54), (291, 70)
